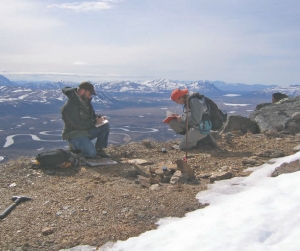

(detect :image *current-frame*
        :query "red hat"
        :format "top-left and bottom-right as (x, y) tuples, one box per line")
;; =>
(170, 88), (188, 101)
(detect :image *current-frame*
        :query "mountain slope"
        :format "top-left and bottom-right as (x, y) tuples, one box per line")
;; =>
(0, 132), (299, 250)
(0, 75), (16, 86)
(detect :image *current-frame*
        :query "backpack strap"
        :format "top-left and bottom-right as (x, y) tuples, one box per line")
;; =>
(188, 92), (209, 114)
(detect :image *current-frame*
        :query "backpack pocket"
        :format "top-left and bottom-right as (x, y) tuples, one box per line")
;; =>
(199, 114), (212, 135)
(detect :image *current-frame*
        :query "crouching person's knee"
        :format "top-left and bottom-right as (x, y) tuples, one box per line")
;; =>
(96, 123), (110, 135)
(84, 148), (97, 159)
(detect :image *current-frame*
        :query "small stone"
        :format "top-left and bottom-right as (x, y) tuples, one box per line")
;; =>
(42, 227), (54, 235)
(121, 208), (128, 213)
(137, 175), (151, 188)
(85, 195), (94, 200)
(293, 144), (300, 152)
(170, 170), (188, 185)
(128, 159), (153, 166)
(154, 168), (164, 176)
(127, 168), (139, 177)
(219, 166), (229, 171)
(137, 212), (145, 218)
(242, 158), (258, 166)
(150, 184), (160, 190)
(149, 177), (160, 184)
(209, 171), (233, 183)
(256, 149), (285, 158)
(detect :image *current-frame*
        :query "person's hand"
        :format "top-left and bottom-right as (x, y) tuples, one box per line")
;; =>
(176, 116), (182, 122)
(96, 117), (105, 124)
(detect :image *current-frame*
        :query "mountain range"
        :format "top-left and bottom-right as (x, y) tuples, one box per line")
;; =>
(0, 74), (300, 114)
(1, 74), (299, 162)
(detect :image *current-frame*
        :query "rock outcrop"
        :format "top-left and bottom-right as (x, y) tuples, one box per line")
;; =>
(249, 96), (300, 133)
(220, 115), (260, 134)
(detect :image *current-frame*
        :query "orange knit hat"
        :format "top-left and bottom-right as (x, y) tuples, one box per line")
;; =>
(170, 88), (188, 101)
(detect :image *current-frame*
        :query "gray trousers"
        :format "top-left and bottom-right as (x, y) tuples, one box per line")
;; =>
(169, 119), (208, 150)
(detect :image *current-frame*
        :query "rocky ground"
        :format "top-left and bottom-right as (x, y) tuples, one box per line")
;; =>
(1, 131), (300, 251)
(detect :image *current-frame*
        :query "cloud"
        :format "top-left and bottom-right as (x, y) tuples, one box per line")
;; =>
(73, 61), (89, 65)
(1, 71), (151, 82)
(47, 1), (120, 12)
(0, 1), (62, 32)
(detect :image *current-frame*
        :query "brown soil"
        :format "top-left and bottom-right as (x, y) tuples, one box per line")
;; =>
(1, 132), (300, 251)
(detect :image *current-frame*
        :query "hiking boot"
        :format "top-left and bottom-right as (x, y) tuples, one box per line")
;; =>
(97, 149), (111, 158)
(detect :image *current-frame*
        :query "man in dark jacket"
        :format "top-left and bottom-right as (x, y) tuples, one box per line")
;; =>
(61, 81), (110, 159)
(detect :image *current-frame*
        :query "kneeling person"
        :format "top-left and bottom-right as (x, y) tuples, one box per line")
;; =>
(61, 81), (110, 158)
(169, 88), (209, 150)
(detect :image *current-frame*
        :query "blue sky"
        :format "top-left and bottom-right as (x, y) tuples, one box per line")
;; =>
(0, 0), (300, 85)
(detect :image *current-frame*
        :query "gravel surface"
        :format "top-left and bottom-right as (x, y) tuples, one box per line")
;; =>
(1, 131), (300, 251)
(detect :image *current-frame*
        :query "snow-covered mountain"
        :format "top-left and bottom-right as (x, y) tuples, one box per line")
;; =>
(23, 80), (77, 90)
(1, 76), (224, 95)
(2, 75), (286, 95)
(0, 85), (114, 106)
(1, 75), (299, 115)
(0, 84), (118, 116)
(252, 85), (300, 96)
(93, 79), (224, 96)
(212, 81), (277, 93)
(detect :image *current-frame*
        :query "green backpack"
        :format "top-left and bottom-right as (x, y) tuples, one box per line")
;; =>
(190, 93), (227, 131)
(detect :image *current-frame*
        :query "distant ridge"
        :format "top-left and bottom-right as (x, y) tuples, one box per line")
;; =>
(251, 85), (300, 97)
(1, 74), (300, 98)
(93, 79), (224, 96)
(23, 80), (77, 90)
(212, 81), (277, 93)
(0, 75), (16, 86)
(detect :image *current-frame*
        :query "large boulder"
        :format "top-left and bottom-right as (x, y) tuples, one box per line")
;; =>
(254, 102), (272, 111)
(249, 96), (300, 133)
(220, 115), (260, 134)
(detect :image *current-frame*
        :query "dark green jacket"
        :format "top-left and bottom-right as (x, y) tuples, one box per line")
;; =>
(61, 87), (97, 140)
